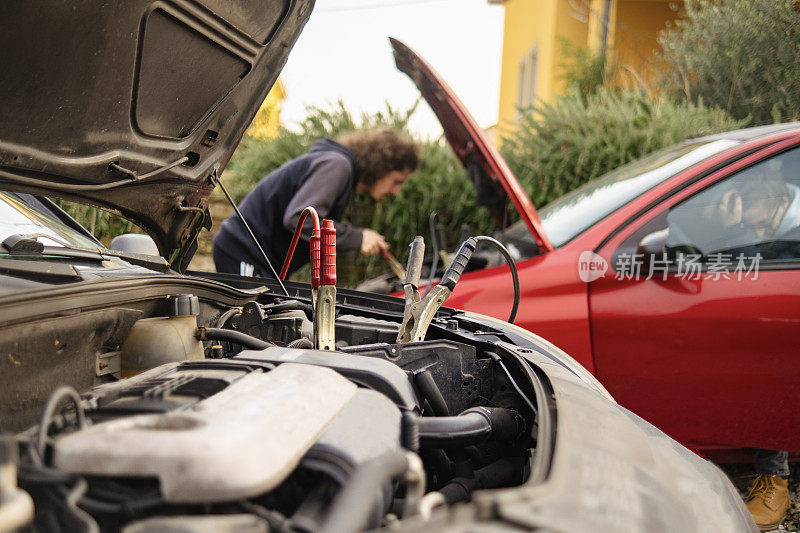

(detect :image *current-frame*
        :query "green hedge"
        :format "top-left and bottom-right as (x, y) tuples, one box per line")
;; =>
(501, 88), (743, 207)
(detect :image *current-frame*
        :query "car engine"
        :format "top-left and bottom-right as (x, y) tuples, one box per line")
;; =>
(2, 283), (542, 533)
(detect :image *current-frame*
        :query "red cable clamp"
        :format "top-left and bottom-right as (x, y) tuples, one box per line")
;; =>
(310, 227), (321, 290)
(320, 219), (336, 286)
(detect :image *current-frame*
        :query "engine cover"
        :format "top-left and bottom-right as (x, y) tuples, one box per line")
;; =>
(52, 363), (357, 503)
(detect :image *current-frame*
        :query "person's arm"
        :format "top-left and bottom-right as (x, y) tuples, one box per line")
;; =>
(283, 153), (364, 251)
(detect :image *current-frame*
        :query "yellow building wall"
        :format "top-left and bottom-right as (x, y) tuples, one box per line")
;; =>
(496, 0), (556, 131)
(496, 0), (594, 131)
(495, 0), (679, 132)
(614, 0), (679, 88)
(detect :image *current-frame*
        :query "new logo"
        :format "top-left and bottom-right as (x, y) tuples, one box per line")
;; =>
(577, 251), (608, 282)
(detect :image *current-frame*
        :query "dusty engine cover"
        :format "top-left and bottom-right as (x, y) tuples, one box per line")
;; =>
(53, 363), (358, 503)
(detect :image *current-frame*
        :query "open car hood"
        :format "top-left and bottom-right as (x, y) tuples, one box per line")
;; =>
(0, 0), (314, 270)
(390, 38), (553, 252)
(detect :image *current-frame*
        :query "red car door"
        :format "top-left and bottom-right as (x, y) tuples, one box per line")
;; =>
(589, 138), (800, 453)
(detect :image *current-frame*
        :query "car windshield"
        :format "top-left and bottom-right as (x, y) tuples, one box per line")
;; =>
(0, 191), (102, 252)
(502, 139), (740, 252)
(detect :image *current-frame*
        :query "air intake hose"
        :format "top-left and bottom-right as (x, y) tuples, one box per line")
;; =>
(417, 407), (525, 448)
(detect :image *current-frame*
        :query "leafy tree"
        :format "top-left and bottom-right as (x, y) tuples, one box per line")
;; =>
(658, 0), (800, 124)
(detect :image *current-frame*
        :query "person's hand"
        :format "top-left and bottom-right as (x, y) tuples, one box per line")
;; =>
(717, 190), (743, 227)
(360, 229), (389, 256)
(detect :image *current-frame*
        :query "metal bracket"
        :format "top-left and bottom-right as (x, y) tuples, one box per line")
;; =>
(95, 351), (121, 377)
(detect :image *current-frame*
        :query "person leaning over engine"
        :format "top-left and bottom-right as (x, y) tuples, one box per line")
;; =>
(213, 127), (418, 277)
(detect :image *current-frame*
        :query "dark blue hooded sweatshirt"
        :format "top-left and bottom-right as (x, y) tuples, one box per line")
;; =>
(213, 139), (364, 276)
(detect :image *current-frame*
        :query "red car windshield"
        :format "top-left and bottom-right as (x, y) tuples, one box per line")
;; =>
(504, 139), (740, 252)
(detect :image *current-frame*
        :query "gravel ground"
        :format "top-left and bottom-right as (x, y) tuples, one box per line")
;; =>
(719, 464), (800, 531)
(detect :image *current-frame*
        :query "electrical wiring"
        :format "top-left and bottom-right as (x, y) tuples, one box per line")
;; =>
(488, 352), (536, 417)
(473, 236), (520, 324)
(280, 206), (320, 280)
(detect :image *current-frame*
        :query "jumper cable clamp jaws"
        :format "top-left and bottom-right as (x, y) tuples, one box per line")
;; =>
(397, 236), (477, 343)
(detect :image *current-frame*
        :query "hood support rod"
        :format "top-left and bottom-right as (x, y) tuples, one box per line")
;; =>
(214, 171), (288, 296)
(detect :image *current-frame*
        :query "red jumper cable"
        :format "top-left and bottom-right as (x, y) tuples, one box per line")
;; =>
(280, 207), (321, 288)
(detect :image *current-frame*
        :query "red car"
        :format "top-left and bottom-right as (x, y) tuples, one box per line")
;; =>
(391, 40), (800, 459)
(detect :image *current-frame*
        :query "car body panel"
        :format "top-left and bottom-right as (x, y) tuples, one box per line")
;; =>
(0, 0), (314, 269)
(444, 128), (800, 455)
(390, 38), (553, 252)
(490, 362), (756, 533)
(589, 136), (800, 452)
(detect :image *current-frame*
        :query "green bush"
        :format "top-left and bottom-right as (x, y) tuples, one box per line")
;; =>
(658, 0), (800, 124)
(557, 37), (619, 99)
(501, 88), (743, 207)
(224, 101), (495, 284)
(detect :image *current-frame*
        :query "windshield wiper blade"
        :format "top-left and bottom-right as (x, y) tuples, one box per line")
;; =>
(2, 234), (47, 254)
(2, 233), (102, 255)
(1, 234), (105, 262)
(1, 233), (170, 272)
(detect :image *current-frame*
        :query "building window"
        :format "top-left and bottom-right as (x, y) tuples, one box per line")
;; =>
(517, 44), (538, 109)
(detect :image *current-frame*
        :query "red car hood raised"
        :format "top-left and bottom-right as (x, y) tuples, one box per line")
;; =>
(390, 38), (553, 252)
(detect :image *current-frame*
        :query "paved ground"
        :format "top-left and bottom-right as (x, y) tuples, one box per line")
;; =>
(720, 464), (800, 531)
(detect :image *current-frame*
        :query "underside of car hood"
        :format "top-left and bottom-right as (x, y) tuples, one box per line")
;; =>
(390, 38), (553, 252)
(0, 0), (314, 270)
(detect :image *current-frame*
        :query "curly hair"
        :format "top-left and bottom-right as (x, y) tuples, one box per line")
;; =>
(337, 127), (419, 186)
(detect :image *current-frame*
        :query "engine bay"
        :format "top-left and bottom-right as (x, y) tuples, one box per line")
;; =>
(0, 276), (546, 533)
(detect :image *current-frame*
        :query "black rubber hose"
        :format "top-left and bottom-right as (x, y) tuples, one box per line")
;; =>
(413, 369), (450, 416)
(417, 407), (524, 448)
(474, 236), (520, 324)
(265, 300), (313, 316)
(198, 328), (273, 350)
(319, 451), (409, 533)
(439, 457), (527, 504)
(213, 308), (241, 328)
(418, 412), (490, 448)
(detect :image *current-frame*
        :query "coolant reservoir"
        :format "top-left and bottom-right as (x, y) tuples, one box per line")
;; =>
(120, 294), (204, 377)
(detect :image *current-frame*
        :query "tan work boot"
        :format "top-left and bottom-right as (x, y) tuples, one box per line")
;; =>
(745, 474), (790, 531)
